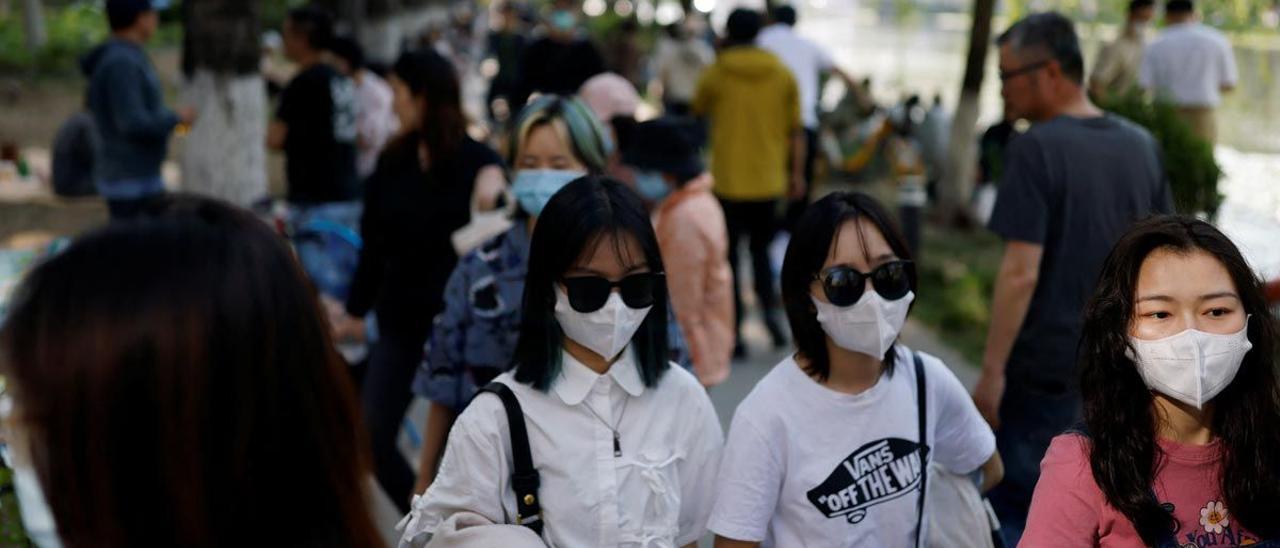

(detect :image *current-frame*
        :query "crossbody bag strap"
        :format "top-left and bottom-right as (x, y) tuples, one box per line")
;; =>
(914, 351), (929, 548)
(476, 382), (543, 535)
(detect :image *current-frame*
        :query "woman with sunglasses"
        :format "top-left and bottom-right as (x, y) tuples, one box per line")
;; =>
(410, 95), (691, 497)
(1020, 216), (1280, 546)
(710, 192), (1002, 548)
(400, 176), (723, 547)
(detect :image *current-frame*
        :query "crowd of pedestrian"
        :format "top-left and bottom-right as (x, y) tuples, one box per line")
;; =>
(2, 0), (1276, 547)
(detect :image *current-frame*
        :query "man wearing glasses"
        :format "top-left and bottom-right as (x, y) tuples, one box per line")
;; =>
(970, 12), (1173, 546)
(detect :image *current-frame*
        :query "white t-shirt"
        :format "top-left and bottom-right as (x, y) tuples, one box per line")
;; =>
(403, 347), (724, 547)
(708, 345), (996, 547)
(1138, 22), (1238, 108)
(757, 24), (835, 129)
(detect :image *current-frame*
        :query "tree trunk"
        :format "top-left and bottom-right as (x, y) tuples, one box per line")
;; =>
(181, 0), (268, 207)
(20, 0), (46, 51)
(937, 0), (996, 227)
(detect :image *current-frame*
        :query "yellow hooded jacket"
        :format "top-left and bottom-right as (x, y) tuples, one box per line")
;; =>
(692, 47), (800, 202)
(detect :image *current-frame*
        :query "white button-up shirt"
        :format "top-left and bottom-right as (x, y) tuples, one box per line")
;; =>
(401, 347), (724, 547)
(1139, 22), (1238, 108)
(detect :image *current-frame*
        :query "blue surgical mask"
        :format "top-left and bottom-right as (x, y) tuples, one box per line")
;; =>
(635, 171), (672, 202)
(511, 169), (584, 217)
(550, 10), (577, 32)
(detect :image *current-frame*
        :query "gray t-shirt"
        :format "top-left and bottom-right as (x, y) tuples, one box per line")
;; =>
(988, 114), (1172, 390)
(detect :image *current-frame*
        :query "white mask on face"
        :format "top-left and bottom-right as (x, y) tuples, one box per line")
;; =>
(554, 286), (652, 361)
(812, 290), (914, 359)
(1127, 318), (1252, 409)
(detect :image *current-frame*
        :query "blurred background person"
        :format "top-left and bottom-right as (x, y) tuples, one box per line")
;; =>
(268, 6), (359, 220)
(578, 71), (641, 186)
(1088, 0), (1156, 102)
(484, 1), (529, 128)
(50, 98), (100, 198)
(82, 0), (195, 220)
(0, 196), (383, 547)
(758, 4), (864, 229)
(515, 0), (605, 108)
(328, 35), (400, 182)
(344, 49), (505, 513)
(652, 20), (714, 117)
(604, 17), (644, 90)
(693, 8), (802, 357)
(623, 117), (734, 387)
(1138, 0), (1238, 144)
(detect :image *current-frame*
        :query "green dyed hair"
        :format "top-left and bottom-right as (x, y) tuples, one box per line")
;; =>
(509, 95), (613, 173)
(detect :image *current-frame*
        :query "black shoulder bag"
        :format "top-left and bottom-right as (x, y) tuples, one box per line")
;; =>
(476, 382), (544, 535)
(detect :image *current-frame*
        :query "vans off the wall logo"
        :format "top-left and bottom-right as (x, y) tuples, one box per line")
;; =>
(807, 438), (927, 525)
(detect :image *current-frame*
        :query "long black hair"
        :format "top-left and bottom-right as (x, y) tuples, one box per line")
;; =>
(1080, 215), (1280, 543)
(780, 191), (917, 381)
(388, 48), (465, 174)
(511, 175), (670, 390)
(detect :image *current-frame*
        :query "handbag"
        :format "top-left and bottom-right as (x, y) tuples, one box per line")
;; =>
(397, 382), (545, 548)
(476, 382), (545, 536)
(913, 352), (1005, 548)
(451, 189), (515, 256)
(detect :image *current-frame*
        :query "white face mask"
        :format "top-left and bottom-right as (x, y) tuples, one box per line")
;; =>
(1128, 319), (1252, 409)
(812, 290), (914, 359)
(554, 286), (652, 361)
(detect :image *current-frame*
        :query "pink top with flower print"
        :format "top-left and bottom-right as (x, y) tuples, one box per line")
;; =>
(1021, 434), (1260, 547)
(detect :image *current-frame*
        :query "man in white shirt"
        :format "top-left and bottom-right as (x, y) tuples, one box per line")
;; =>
(756, 4), (864, 228)
(1138, 0), (1237, 143)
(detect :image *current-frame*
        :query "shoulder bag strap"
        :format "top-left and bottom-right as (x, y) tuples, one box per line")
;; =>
(914, 351), (929, 548)
(476, 382), (544, 535)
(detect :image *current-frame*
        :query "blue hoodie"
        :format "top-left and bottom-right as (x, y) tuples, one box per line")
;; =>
(80, 38), (177, 197)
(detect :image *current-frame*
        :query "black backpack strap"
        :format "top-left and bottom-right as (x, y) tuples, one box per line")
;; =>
(476, 382), (543, 535)
(913, 352), (929, 548)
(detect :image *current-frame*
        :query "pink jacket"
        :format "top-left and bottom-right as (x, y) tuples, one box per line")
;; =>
(654, 174), (735, 386)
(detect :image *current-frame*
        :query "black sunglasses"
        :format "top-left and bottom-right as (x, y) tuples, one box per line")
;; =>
(562, 272), (664, 313)
(816, 260), (915, 307)
(999, 59), (1052, 81)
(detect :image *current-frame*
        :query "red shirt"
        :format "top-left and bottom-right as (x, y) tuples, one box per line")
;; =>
(1021, 434), (1260, 547)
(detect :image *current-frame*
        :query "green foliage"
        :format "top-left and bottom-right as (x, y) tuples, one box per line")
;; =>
(0, 0), (302, 75)
(0, 465), (30, 545)
(1101, 89), (1224, 217)
(911, 225), (1004, 366)
(0, 2), (107, 73)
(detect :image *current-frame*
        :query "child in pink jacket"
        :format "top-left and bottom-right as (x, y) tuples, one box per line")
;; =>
(624, 118), (735, 386)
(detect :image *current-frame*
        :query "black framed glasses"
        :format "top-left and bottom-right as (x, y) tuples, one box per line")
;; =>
(999, 59), (1052, 81)
(816, 260), (915, 307)
(562, 273), (664, 313)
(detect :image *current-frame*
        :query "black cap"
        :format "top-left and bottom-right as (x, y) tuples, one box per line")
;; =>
(107, 0), (153, 30)
(622, 118), (706, 182)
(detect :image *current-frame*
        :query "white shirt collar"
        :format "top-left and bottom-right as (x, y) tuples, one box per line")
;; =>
(553, 346), (646, 405)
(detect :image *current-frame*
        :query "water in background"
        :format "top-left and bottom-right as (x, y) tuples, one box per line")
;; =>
(795, 3), (1280, 277)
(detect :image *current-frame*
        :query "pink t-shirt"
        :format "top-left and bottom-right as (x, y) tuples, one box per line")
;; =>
(1021, 434), (1260, 547)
